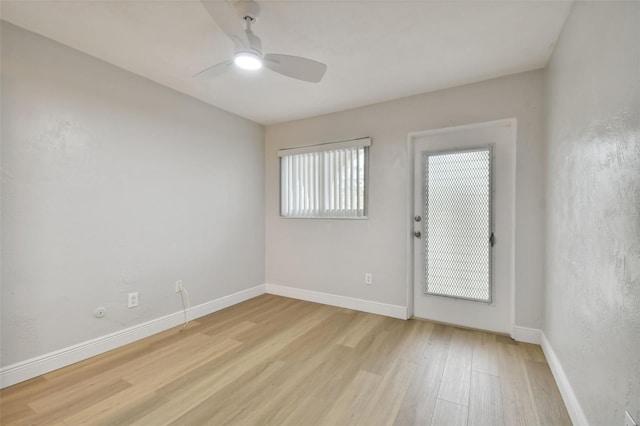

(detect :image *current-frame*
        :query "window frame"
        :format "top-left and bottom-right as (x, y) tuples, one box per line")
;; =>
(278, 138), (371, 220)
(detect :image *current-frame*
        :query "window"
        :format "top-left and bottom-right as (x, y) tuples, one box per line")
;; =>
(279, 138), (370, 218)
(424, 147), (493, 302)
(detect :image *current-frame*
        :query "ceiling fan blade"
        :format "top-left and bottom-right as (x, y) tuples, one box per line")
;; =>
(193, 59), (234, 79)
(263, 54), (327, 83)
(200, 0), (249, 50)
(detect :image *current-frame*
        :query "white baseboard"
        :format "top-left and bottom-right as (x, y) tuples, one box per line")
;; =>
(265, 283), (408, 320)
(0, 284), (266, 389)
(541, 332), (589, 426)
(188, 284), (265, 320)
(512, 326), (541, 344)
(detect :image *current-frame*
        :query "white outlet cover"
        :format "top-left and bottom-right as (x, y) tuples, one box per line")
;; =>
(128, 292), (139, 308)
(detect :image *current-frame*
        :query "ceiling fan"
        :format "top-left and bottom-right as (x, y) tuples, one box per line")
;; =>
(195, 0), (327, 83)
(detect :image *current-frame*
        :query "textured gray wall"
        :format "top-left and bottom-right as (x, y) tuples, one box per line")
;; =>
(1, 22), (265, 367)
(544, 2), (640, 424)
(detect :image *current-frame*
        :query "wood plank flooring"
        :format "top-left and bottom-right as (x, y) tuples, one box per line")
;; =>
(0, 295), (571, 425)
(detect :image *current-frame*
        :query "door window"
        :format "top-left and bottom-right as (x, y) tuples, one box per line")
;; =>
(423, 147), (493, 302)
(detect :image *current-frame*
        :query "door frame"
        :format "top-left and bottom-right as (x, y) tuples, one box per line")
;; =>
(405, 118), (517, 337)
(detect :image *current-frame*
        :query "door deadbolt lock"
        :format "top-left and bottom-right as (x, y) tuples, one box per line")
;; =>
(413, 231), (421, 238)
(414, 215), (422, 222)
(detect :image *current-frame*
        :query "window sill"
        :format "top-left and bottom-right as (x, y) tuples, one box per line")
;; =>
(279, 216), (369, 220)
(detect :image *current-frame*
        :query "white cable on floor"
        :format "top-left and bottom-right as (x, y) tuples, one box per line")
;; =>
(179, 286), (190, 332)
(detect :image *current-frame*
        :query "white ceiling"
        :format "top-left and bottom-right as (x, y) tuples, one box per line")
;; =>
(1, 0), (572, 125)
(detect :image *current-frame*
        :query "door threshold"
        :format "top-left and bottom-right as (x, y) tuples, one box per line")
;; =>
(410, 315), (513, 339)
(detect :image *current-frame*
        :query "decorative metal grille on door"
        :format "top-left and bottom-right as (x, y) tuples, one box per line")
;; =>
(424, 147), (493, 302)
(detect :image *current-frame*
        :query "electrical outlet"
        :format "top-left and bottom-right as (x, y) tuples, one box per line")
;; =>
(94, 307), (106, 318)
(626, 411), (638, 426)
(364, 273), (373, 285)
(128, 292), (139, 308)
(175, 280), (183, 293)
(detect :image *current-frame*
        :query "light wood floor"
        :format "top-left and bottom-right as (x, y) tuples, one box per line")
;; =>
(1, 294), (571, 425)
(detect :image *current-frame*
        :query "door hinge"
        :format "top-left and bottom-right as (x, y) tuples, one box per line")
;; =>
(490, 232), (495, 247)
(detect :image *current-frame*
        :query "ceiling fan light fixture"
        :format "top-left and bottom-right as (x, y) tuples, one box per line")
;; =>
(234, 51), (262, 70)
(196, 0), (327, 82)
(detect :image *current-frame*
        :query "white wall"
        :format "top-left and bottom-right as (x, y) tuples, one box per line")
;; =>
(0, 22), (265, 367)
(544, 2), (640, 424)
(265, 70), (545, 330)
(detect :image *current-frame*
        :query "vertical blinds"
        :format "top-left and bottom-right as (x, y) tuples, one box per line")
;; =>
(279, 138), (370, 218)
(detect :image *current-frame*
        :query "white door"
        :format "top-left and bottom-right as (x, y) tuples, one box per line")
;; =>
(411, 120), (514, 334)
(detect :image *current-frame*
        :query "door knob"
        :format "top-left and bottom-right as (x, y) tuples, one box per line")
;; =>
(413, 231), (421, 238)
